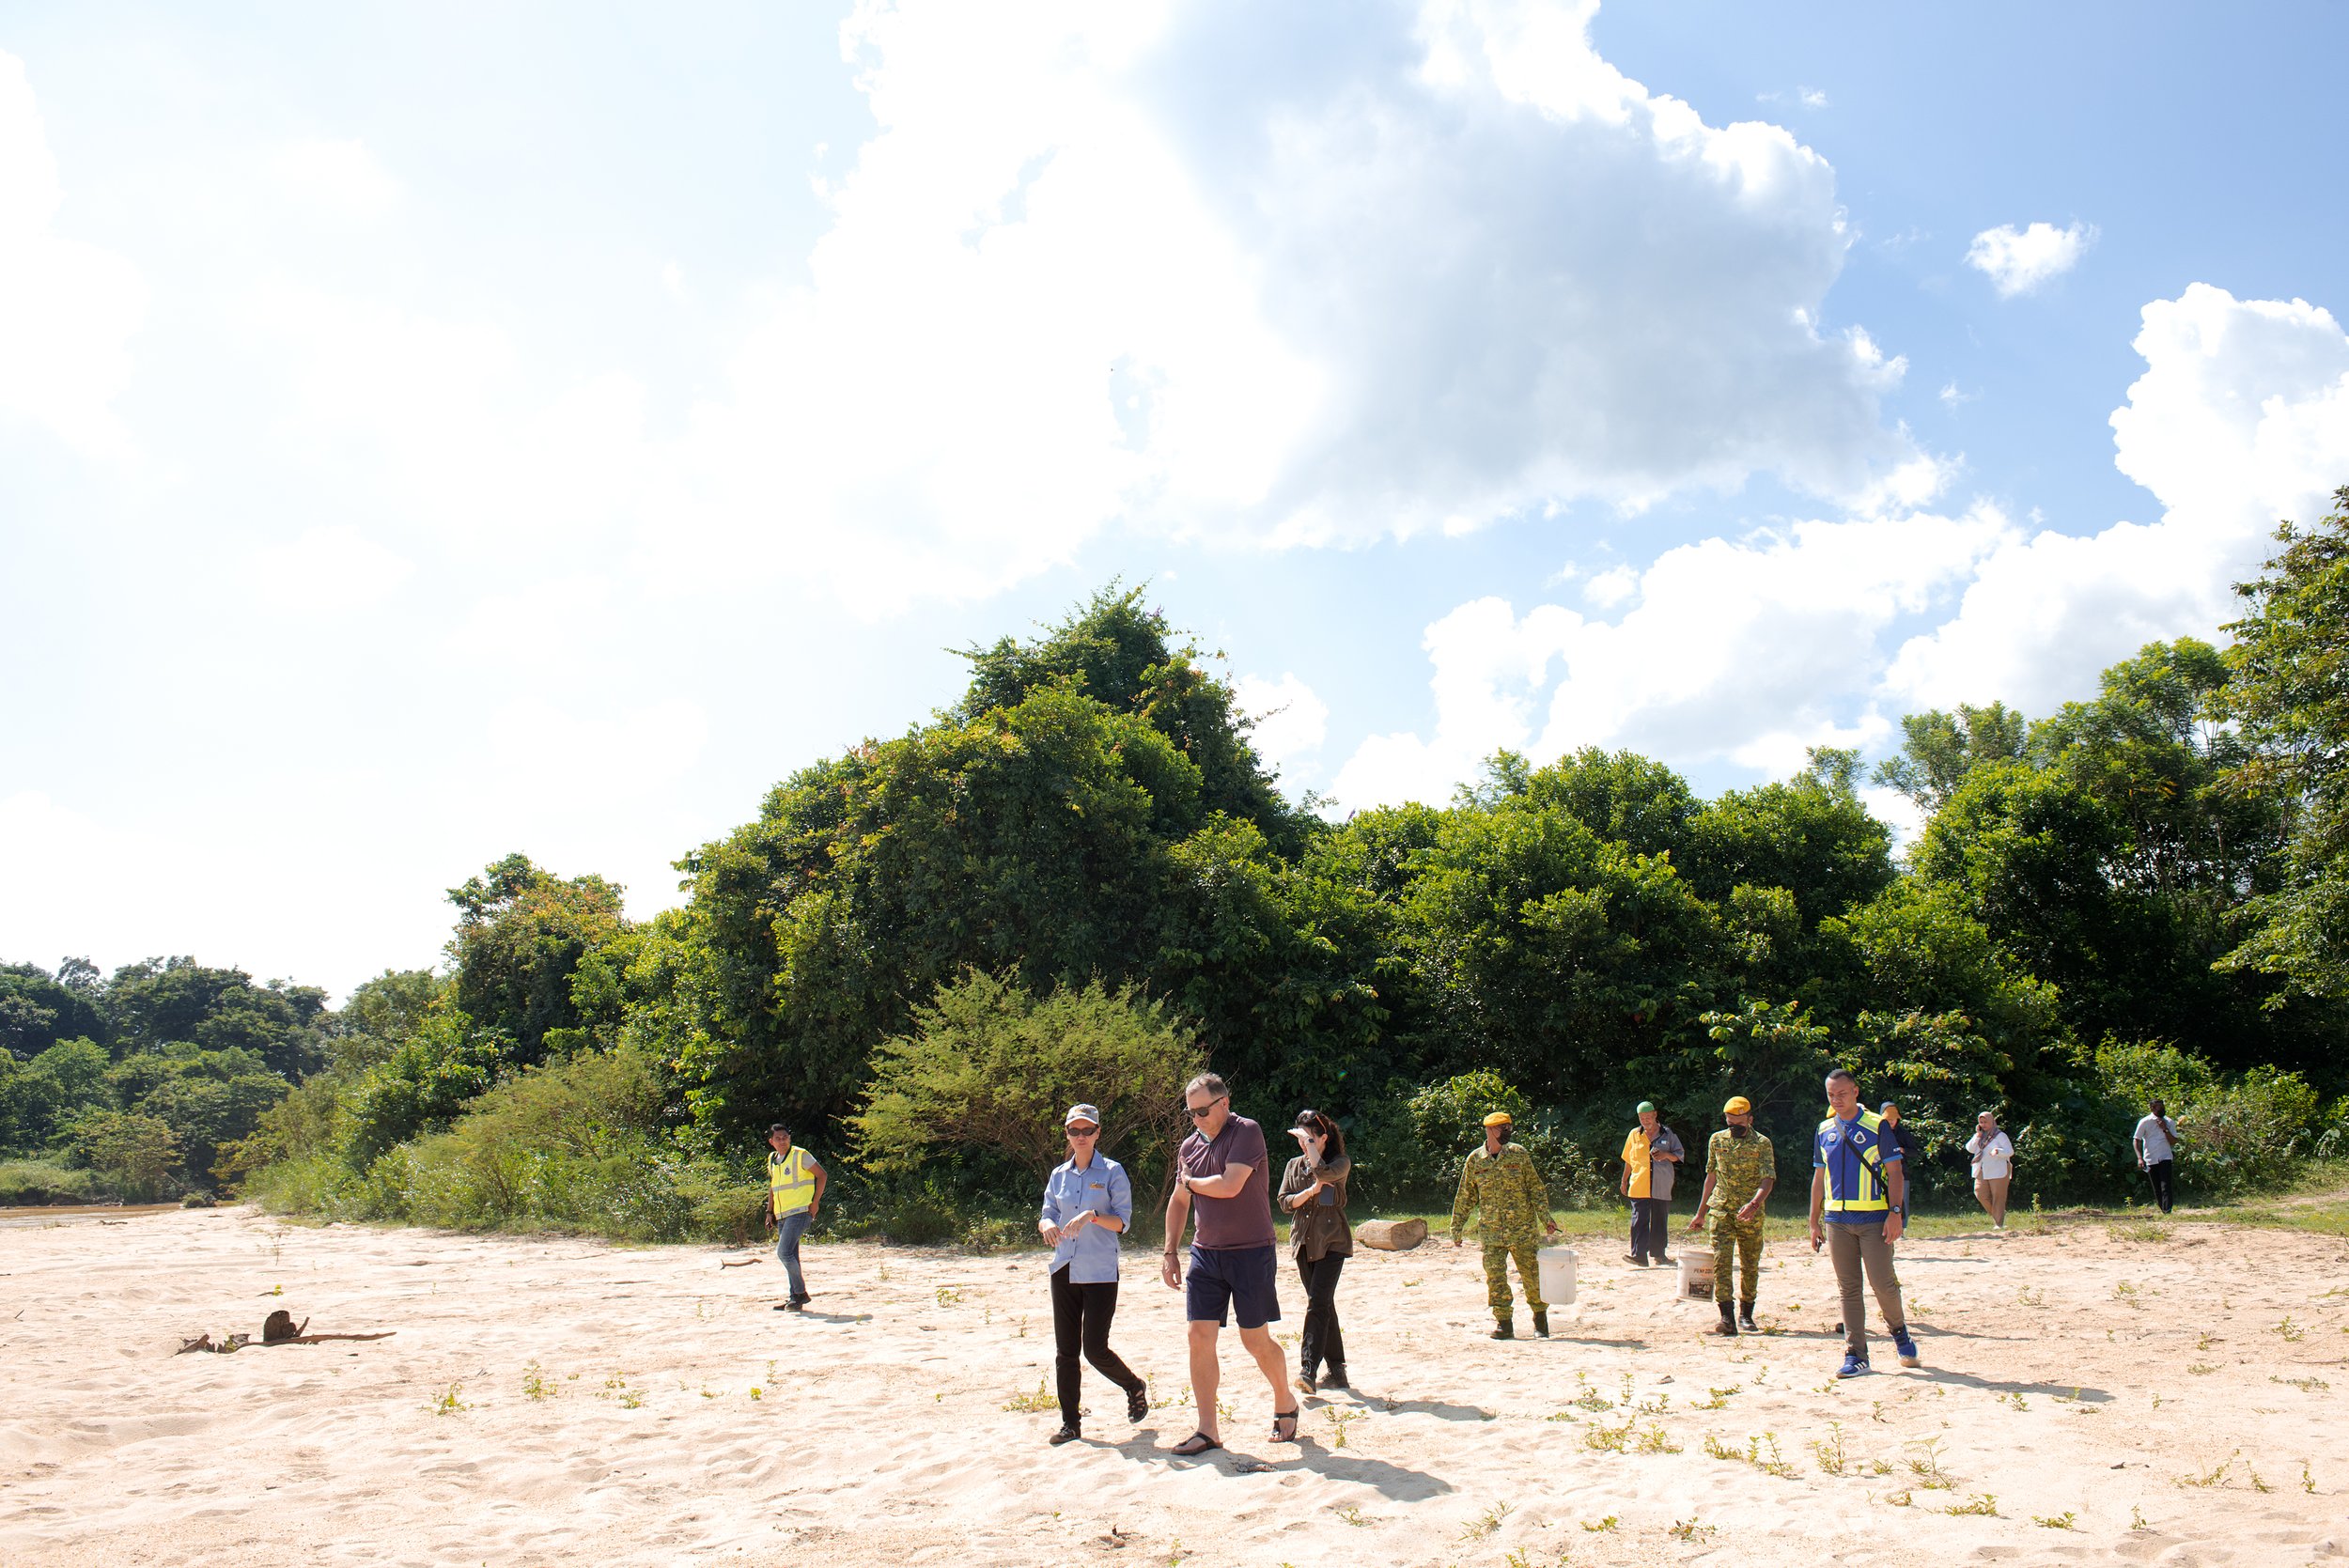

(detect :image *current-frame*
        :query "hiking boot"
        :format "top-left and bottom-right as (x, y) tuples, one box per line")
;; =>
(1295, 1370), (1316, 1396)
(1624, 1254), (1647, 1267)
(1322, 1365), (1348, 1389)
(1836, 1352), (1872, 1379)
(1490, 1319), (1516, 1340)
(1893, 1331), (1921, 1368)
(1738, 1301), (1758, 1332)
(1049, 1424), (1081, 1445)
(1532, 1310), (1550, 1339)
(1709, 1301), (1738, 1337)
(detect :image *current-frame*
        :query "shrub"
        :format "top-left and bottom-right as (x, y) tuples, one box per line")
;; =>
(68, 1110), (181, 1200)
(849, 970), (1205, 1187)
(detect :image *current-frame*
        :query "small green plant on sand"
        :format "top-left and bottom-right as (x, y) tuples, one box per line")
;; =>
(1668, 1518), (1717, 1543)
(936, 1285), (963, 1307)
(1884, 1489), (1912, 1507)
(2176, 1452), (2238, 1489)
(1945, 1494), (1999, 1517)
(1906, 1437), (1955, 1489)
(2032, 1512), (2078, 1530)
(1332, 1505), (1369, 1528)
(1811, 1421), (1852, 1476)
(2270, 1374), (2328, 1392)
(2274, 1316), (2305, 1343)
(1325, 1406), (1363, 1450)
(521, 1361), (554, 1400)
(1693, 1385), (1739, 1411)
(1003, 1378), (1055, 1413)
(2131, 1505), (2148, 1529)
(1580, 1514), (1619, 1532)
(430, 1383), (470, 1416)
(1458, 1502), (1513, 1542)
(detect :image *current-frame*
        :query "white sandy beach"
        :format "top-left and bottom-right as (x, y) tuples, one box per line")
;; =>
(4, 1205), (2346, 1566)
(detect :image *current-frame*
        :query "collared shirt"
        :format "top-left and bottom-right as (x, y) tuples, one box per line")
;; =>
(1646, 1125), (1685, 1201)
(1621, 1126), (1652, 1198)
(1040, 1154), (1133, 1284)
(1813, 1108), (1901, 1223)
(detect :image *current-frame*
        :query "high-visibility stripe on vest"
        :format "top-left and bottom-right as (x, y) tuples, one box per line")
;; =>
(769, 1148), (817, 1215)
(1819, 1110), (1890, 1214)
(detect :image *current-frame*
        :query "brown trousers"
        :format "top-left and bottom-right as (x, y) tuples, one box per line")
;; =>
(1826, 1221), (1906, 1358)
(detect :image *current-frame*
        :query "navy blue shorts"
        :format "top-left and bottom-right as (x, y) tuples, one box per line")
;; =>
(1186, 1244), (1281, 1329)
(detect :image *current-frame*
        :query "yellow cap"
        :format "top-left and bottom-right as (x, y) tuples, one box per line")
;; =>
(1483, 1110), (1513, 1127)
(1723, 1095), (1752, 1115)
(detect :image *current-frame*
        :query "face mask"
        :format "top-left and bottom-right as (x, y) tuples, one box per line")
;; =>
(1731, 1125), (1751, 1140)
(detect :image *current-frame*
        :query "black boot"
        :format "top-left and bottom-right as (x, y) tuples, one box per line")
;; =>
(1323, 1364), (1348, 1389)
(1490, 1317), (1516, 1340)
(1710, 1300), (1738, 1337)
(1738, 1300), (1758, 1332)
(1532, 1310), (1549, 1338)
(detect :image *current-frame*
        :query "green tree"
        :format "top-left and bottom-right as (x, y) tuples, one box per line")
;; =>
(1871, 702), (2030, 814)
(2211, 486), (2349, 1000)
(446, 856), (629, 1063)
(4, 1037), (113, 1148)
(0, 961), (105, 1059)
(70, 1110), (181, 1200)
(101, 958), (326, 1079)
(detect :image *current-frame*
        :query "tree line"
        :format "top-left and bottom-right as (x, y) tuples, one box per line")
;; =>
(8, 487), (2344, 1234)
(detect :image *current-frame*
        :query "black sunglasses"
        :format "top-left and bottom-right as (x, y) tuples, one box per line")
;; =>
(1186, 1095), (1228, 1119)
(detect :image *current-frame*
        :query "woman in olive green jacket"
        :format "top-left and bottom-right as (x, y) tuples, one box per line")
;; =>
(1279, 1109), (1352, 1393)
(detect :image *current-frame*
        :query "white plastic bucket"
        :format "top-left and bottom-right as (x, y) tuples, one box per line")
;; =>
(1676, 1251), (1716, 1302)
(1537, 1246), (1578, 1307)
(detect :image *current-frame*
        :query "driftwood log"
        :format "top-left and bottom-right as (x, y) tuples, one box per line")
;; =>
(176, 1312), (397, 1355)
(1355, 1218), (1429, 1251)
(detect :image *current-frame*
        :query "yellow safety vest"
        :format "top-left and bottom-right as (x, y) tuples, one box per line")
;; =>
(1818, 1110), (1890, 1214)
(769, 1148), (817, 1216)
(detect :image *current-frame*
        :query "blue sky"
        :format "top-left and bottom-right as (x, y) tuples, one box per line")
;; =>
(4, 1), (2345, 996)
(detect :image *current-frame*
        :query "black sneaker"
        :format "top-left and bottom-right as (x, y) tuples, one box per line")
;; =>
(1049, 1424), (1081, 1445)
(1322, 1366), (1348, 1389)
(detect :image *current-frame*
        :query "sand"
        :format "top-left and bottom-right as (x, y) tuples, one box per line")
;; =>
(4, 1205), (2347, 1567)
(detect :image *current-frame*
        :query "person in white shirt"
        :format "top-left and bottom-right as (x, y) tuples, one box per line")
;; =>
(1963, 1110), (2015, 1229)
(2134, 1099), (2181, 1214)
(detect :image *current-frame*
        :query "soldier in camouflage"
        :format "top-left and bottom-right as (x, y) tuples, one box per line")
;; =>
(1688, 1095), (1775, 1335)
(1450, 1111), (1560, 1340)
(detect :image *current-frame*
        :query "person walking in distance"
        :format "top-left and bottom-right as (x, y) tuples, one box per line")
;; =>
(765, 1124), (826, 1312)
(1620, 1102), (1682, 1266)
(1450, 1111), (1560, 1340)
(1688, 1096), (1774, 1336)
(1278, 1109), (1353, 1394)
(1162, 1074), (1294, 1456)
(1037, 1104), (1148, 1445)
(2135, 1098), (2182, 1214)
(1965, 1110), (2015, 1229)
(1809, 1069), (1919, 1378)
(1878, 1102), (1920, 1226)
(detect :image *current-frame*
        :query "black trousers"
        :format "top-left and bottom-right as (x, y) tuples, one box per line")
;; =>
(1050, 1265), (1143, 1427)
(1296, 1253), (1347, 1377)
(2145, 1159), (2175, 1214)
(1630, 1197), (1672, 1263)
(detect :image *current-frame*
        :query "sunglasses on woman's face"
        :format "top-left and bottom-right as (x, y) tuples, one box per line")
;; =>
(1066, 1126), (1098, 1138)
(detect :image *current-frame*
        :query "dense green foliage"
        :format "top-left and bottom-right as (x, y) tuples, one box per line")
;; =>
(15, 550), (2349, 1229)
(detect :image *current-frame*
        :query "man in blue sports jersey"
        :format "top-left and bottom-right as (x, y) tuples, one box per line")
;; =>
(1808, 1069), (1919, 1378)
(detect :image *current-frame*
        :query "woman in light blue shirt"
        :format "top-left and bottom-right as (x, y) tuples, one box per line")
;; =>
(1037, 1102), (1149, 1445)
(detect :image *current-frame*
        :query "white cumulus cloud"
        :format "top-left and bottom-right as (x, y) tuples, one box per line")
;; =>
(1234, 673), (1330, 771)
(1888, 284), (2349, 711)
(0, 52), (147, 457)
(270, 138), (402, 222)
(1334, 283), (2349, 805)
(1967, 220), (2095, 298)
(247, 525), (414, 614)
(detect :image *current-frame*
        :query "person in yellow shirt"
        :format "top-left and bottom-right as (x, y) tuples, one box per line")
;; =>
(1618, 1101), (1681, 1266)
(765, 1123), (827, 1312)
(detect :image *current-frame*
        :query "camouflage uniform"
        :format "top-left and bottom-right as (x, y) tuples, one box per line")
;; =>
(1451, 1142), (1552, 1319)
(1704, 1128), (1775, 1305)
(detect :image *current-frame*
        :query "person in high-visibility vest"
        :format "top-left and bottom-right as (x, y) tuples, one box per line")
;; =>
(766, 1123), (827, 1312)
(1808, 1069), (1918, 1378)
